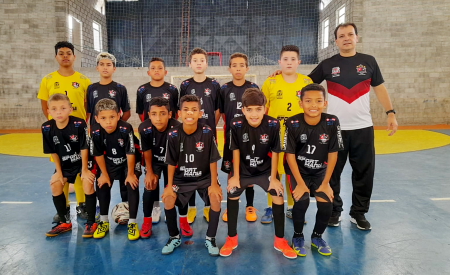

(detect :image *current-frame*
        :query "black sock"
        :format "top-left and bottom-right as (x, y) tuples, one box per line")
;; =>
(245, 186), (254, 207)
(293, 198), (309, 236)
(143, 188), (154, 217)
(312, 201), (333, 237)
(53, 193), (67, 223)
(127, 183), (139, 219)
(96, 182), (111, 216)
(178, 203), (188, 216)
(119, 180), (128, 202)
(188, 193), (196, 207)
(165, 207), (179, 237)
(85, 193), (97, 223)
(227, 198), (239, 237)
(272, 202), (284, 238)
(206, 209), (220, 238)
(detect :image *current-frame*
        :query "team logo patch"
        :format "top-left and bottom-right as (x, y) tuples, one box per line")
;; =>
(119, 126), (128, 133)
(169, 130), (178, 138)
(297, 90), (302, 99)
(72, 82), (80, 88)
(204, 88), (211, 97)
(268, 119), (278, 127)
(191, 89), (196, 94)
(172, 185), (179, 192)
(196, 141), (204, 152)
(326, 118), (336, 125)
(138, 86), (146, 93)
(53, 136), (60, 144)
(146, 94), (152, 102)
(224, 161), (231, 170)
(332, 67), (340, 77)
(243, 133), (249, 142)
(260, 134), (269, 144)
(92, 129), (101, 136)
(162, 93), (170, 99)
(233, 120), (242, 128)
(54, 82), (60, 89)
(69, 135), (78, 142)
(118, 139), (124, 147)
(291, 120), (300, 127)
(143, 126), (152, 134)
(203, 126), (211, 133)
(319, 133), (329, 144)
(356, 64), (367, 75)
(42, 125), (51, 132)
(93, 90), (98, 98)
(276, 90), (283, 99)
(229, 92), (236, 101)
(109, 90), (116, 98)
(300, 134), (307, 143)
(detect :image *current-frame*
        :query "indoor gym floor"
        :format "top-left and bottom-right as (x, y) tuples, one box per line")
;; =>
(0, 127), (449, 275)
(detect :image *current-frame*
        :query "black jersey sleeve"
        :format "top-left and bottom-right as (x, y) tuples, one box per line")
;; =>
(125, 125), (136, 155)
(370, 57), (385, 87)
(136, 86), (145, 114)
(169, 84), (179, 113)
(283, 120), (297, 154)
(90, 128), (105, 157)
(118, 84), (131, 112)
(308, 61), (325, 84)
(229, 122), (240, 151)
(328, 116), (344, 153)
(209, 134), (222, 163)
(86, 84), (95, 114)
(42, 123), (55, 154)
(270, 120), (282, 153)
(179, 81), (188, 107)
(218, 84), (226, 114)
(138, 121), (153, 152)
(79, 121), (89, 150)
(165, 130), (180, 166)
(213, 80), (221, 111)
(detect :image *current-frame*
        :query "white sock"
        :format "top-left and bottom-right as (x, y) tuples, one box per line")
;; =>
(100, 215), (108, 222)
(188, 206), (196, 209)
(179, 215), (187, 218)
(128, 219), (137, 223)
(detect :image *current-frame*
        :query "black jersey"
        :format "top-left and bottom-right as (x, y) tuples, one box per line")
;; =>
(179, 77), (220, 134)
(283, 113), (344, 176)
(219, 80), (259, 133)
(86, 81), (131, 126)
(165, 123), (221, 185)
(42, 116), (89, 175)
(90, 120), (136, 176)
(136, 82), (179, 120)
(138, 118), (181, 167)
(229, 115), (282, 178)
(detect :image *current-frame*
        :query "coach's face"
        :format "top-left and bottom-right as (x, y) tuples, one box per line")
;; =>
(335, 25), (358, 53)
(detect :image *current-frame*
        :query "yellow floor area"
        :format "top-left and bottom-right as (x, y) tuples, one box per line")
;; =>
(0, 130), (449, 158)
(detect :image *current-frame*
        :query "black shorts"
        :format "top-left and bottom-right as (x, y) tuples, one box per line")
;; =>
(54, 167), (80, 184)
(221, 141), (233, 174)
(228, 172), (280, 198)
(145, 164), (169, 187)
(287, 172), (325, 197)
(172, 179), (212, 207)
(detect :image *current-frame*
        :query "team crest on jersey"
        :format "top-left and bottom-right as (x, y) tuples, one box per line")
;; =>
(69, 135), (78, 142)
(204, 88), (211, 97)
(53, 136), (60, 144)
(196, 142), (204, 152)
(203, 126), (211, 133)
(224, 161), (231, 169)
(229, 92), (236, 101)
(260, 134), (269, 144)
(42, 125), (51, 132)
(319, 133), (329, 144)
(109, 90), (116, 98)
(72, 82), (80, 89)
(301, 134), (307, 143)
(326, 118), (336, 125)
(146, 94), (152, 102)
(169, 130), (178, 138)
(191, 89), (196, 94)
(138, 86), (146, 93)
(297, 90), (302, 99)
(172, 185), (179, 192)
(356, 64), (367, 75)
(93, 90), (98, 98)
(268, 120), (278, 127)
(276, 90), (283, 99)
(119, 126), (128, 133)
(54, 82), (60, 89)
(233, 120), (242, 128)
(243, 133), (249, 142)
(143, 126), (152, 134)
(332, 67), (340, 77)
(118, 139), (124, 147)
(291, 120), (300, 127)
(162, 93), (170, 99)
(92, 129), (101, 136)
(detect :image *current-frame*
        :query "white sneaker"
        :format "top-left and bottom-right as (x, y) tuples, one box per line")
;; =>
(152, 206), (161, 224)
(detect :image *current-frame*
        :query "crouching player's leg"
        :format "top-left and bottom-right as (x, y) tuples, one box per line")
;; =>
(81, 156), (98, 238)
(205, 175), (222, 256)
(46, 173), (73, 237)
(124, 153), (141, 241)
(161, 183), (182, 255)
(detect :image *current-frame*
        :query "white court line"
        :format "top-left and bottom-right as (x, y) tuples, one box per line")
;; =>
(1, 201), (33, 204)
(370, 200), (396, 203)
(430, 198), (450, 201)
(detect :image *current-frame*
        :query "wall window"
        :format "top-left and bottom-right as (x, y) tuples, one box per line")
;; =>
(95, 0), (105, 15)
(337, 5), (346, 25)
(320, 0), (332, 10)
(93, 21), (102, 52)
(321, 18), (329, 49)
(68, 15), (82, 51)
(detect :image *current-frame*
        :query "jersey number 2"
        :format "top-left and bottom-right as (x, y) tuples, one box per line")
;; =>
(287, 103), (292, 111)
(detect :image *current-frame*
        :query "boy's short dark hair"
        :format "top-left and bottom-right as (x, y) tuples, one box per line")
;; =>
(95, 98), (119, 116)
(242, 88), (267, 107)
(229, 53), (249, 67)
(300, 84), (327, 100)
(280, 45), (300, 58)
(179, 94), (201, 109)
(55, 41), (75, 55)
(149, 97), (170, 112)
(148, 57), (166, 68)
(334, 23), (358, 40)
(189, 48), (208, 63)
(48, 93), (71, 105)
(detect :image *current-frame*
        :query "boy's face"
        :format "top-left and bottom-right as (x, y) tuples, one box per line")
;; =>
(96, 59), (116, 78)
(278, 51), (301, 75)
(189, 54), (208, 74)
(95, 110), (120, 133)
(228, 57), (249, 81)
(148, 105), (171, 131)
(47, 100), (72, 123)
(55, 47), (75, 68)
(300, 90), (327, 119)
(242, 105), (265, 127)
(178, 101), (203, 126)
(147, 61), (167, 81)
(335, 25), (358, 52)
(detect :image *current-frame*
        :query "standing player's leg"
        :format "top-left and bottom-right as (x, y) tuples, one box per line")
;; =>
(46, 178), (72, 237)
(178, 201), (193, 237)
(244, 185), (257, 222)
(162, 192), (182, 255)
(311, 189), (333, 256)
(219, 196), (240, 257)
(284, 174), (295, 218)
(187, 192), (197, 223)
(126, 175), (140, 240)
(272, 191), (297, 259)
(74, 174), (88, 219)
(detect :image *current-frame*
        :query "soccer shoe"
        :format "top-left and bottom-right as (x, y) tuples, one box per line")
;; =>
(219, 235), (238, 257)
(203, 206), (210, 222)
(285, 208), (293, 219)
(82, 222), (98, 238)
(180, 217), (194, 237)
(350, 214), (372, 230)
(95, 206), (100, 223)
(152, 206), (161, 224)
(187, 206), (197, 224)
(222, 209), (228, 222)
(245, 206), (258, 222)
(52, 206), (71, 223)
(261, 207), (273, 224)
(162, 236), (182, 255)
(292, 237), (307, 257)
(311, 237), (332, 256)
(128, 222), (140, 241)
(93, 221), (110, 239)
(205, 238), (219, 256)
(140, 217), (153, 238)
(45, 222), (72, 237)
(76, 203), (89, 220)
(328, 212), (342, 227)
(274, 237), (297, 259)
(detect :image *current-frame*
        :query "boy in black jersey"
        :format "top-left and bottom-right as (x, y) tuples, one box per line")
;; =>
(284, 84), (343, 256)
(136, 57), (179, 121)
(219, 88), (297, 259)
(161, 95), (222, 256)
(138, 97), (181, 238)
(90, 99), (142, 241)
(219, 53), (259, 223)
(42, 94), (95, 237)
(179, 48), (220, 223)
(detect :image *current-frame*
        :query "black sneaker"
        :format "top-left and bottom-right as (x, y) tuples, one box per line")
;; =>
(76, 203), (89, 220)
(350, 214), (372, 230)
(53, 207), (71, 223)
(328, 212), (341, 227)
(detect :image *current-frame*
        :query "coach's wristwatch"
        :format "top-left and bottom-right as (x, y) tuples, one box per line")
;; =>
(385, 109), (396, 115)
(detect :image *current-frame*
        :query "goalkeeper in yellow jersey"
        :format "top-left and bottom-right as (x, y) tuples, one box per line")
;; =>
(260, 45), (312, 223)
